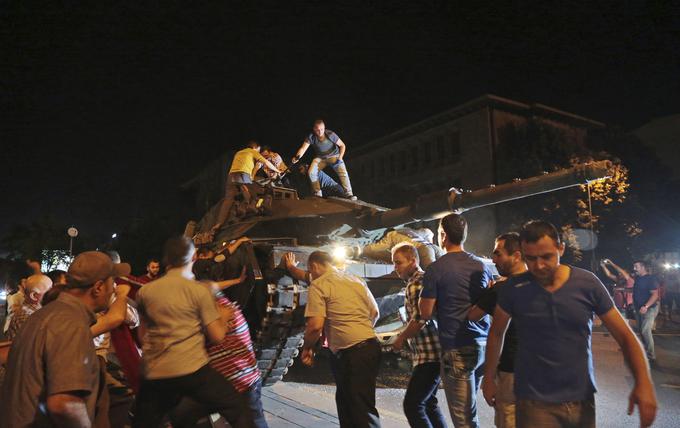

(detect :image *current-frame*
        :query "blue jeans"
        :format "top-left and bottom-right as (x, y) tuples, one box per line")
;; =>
(309, 155), (353, 196)
(635, 304), (659, 360)
(403, 362), (447, 428)
(441, 343), (485, 428)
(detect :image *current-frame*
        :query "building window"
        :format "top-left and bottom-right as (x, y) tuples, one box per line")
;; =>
(400, 150), (407, 171)
(449, 131), (461, 161)
(390, 153), (396, 176)
(423, 141), (432, 164)
(437, 135), (446, 161)
(411, 146), (419, 170)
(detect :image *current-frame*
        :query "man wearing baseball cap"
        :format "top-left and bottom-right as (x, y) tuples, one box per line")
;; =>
(1, 251), (129, 428)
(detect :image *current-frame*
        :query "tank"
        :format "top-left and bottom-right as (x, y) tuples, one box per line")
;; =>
(184, 160), (611, 385)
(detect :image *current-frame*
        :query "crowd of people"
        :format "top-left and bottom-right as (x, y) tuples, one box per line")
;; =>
(0, 236), (264, 428)
(0, 217), (667, 427)
(281, 214), (659, 428)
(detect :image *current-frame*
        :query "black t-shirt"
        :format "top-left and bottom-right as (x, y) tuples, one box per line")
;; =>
(192, 258), (226, 281)
(476, 279), (517, 373)
(633, 274), (659, 310)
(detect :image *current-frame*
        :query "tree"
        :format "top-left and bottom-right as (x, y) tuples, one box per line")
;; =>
(494, 119), (635, 268)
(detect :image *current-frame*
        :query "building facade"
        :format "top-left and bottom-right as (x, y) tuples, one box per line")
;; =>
(346, 94), (605, 253)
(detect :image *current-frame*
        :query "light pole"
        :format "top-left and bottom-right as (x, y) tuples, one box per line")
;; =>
(67, 226), (79, 256)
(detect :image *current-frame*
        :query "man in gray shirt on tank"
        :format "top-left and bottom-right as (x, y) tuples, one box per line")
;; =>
(133, 236), (244, 428)
(292, 119), (356, 199)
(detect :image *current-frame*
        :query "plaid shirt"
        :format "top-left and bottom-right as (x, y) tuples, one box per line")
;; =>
(405, 269), (441, 366)
(7, 301), (41, 341)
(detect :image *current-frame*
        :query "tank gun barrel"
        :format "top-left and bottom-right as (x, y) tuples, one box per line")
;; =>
(361, 160), (611, 230)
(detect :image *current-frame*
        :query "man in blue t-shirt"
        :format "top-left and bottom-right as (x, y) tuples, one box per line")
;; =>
(420, 213), (492, 428)
(632, 260), (660, 362)
(292, 119), (355, 199)
(482, 220), (657, 428)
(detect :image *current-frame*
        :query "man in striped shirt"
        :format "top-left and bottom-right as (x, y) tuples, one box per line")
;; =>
(392, 243), (446, 428)
(171, 295), (267, 428)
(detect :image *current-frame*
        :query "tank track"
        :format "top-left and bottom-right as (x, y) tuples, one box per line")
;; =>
(254, 282), (307, 386)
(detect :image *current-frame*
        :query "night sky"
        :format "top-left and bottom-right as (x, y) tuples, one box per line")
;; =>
(2, 2), (679, 244)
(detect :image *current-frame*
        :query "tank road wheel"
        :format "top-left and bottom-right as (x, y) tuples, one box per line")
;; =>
(254, 282), (307, 386)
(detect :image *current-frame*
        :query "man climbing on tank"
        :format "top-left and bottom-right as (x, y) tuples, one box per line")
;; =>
(212, 140), (281, 233)
(292, 119), (356, 200)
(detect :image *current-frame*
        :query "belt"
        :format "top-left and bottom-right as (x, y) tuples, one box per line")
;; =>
(335, 338), (378, 358)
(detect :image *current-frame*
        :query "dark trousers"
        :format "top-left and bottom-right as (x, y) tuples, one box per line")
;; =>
(132, 364), (242, 428)
(330, 339), (382, 428)
(403, 362), (446, 428)
(170, 379), (267, 428)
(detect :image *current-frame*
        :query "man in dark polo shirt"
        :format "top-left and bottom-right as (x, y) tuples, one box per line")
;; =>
(1, 251), (130, 428)
(632, 260), (660, 362)
(482, 220), (657, 428)
(468, 232), (526, 428)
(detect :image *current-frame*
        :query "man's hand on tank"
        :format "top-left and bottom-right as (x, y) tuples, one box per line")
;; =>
(283, 252), (298, 269)
(301, 348), (315, 367)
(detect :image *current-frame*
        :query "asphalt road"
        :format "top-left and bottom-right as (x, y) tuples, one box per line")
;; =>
(261, 330), (680, 428)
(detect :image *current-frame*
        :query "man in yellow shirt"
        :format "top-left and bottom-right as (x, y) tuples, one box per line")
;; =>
(213, 140), (281, 232)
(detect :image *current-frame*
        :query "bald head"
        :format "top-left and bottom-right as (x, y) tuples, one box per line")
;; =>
(24, 274), (53, 304)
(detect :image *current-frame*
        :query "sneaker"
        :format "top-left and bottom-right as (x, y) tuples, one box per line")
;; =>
(343, 193), (358, 201)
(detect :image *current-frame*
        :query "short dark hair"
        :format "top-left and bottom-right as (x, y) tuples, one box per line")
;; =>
(261, 145), (272, 153)
(519, 220), (561, 246)
(634, 260), (651, 271)
(392, 243), (419, 263)
(146, 258), (160, 266)
(163, 236), (195, 268)
(495, 232), (521, 255)
(246, 140), (260, 149)
(313, 119), (325, 126)
(196, 247), (214, 258)
(308, 251), (332, 266)
(439, 214), (467, 245)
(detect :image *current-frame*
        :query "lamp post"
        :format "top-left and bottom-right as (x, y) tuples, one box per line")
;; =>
(67, 226), (79, 256)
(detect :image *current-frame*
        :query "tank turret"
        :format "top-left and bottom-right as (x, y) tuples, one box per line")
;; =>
(185, 160), (611, 385)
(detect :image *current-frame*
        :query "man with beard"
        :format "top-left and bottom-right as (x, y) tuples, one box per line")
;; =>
(467, 233), (526, 428)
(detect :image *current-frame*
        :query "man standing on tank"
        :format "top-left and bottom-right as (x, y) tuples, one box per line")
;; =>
(292, 119), (356, 199)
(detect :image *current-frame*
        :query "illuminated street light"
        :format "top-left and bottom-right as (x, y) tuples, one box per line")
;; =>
(112, 233), (118, 239)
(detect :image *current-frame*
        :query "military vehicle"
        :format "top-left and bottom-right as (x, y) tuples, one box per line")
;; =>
(184, 160), (611, 385)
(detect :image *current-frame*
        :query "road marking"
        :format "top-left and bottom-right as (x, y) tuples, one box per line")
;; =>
(660, 383), (680, 389)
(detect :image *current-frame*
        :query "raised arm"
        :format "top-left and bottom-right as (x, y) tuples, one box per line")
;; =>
(608, 260), (632, 281)
(599, 308), (657, 427)
(283, 252), (311, 283)
(90, 284), (131, 337)
(600, 262), (618, 282)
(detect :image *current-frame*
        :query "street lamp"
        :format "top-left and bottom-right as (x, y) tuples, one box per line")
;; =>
(111, 233), (118, 239)
(67, 226), (79, 256)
